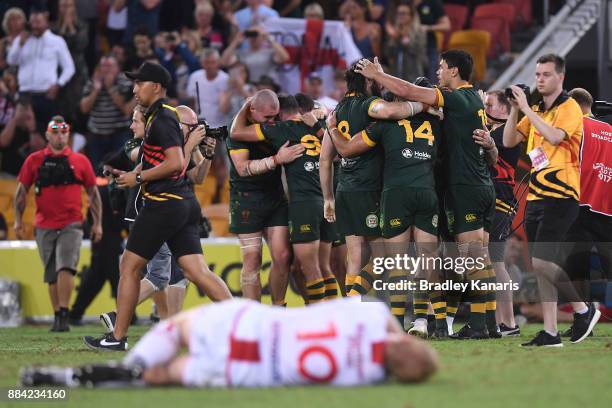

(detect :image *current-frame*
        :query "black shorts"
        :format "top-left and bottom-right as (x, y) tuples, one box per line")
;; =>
(126, 197), (203, 261)
(524, 198), (579, 265)
(488, 209), (515, 263)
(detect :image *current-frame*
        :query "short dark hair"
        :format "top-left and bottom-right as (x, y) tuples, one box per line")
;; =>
(294, 93), (315, 112)
(345, 60), (368, 95)
(569, 88), (593, 109)
(440, 50), (473, 81)
(278, 93), (299, 115)
(536, 54), (565, 74)
(133, 25), (152, 39)
(489, 90), (511, 113)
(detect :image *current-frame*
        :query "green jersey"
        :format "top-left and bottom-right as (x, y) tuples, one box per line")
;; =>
(335, 94), (383, 192)
(435, 85), (492, 186)
(364, 112), (441, 190)
(256, 120), (322, 202)
(226, 138), (283, 194)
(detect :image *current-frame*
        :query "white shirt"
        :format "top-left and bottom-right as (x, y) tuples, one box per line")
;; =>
(316, 96), (338, 111)
(186, 69), (229, 128)
(234, 5), (279, 31)
(7, 30), (75, 93)
(185, 298), (389, 387)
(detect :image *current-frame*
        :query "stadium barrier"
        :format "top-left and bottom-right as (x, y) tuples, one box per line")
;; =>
(0, 238), (304, 318)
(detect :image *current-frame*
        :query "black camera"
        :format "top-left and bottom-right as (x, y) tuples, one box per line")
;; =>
(505, 84), (530, 101)
(244, 30), (259, 38)
(198, 119), (228, 141)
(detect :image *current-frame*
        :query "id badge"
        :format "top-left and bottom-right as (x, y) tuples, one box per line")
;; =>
(528, 146), (550, 171)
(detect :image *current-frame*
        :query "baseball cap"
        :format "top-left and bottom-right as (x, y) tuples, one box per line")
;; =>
(306, 72), (323, 83)
(125, 61), (171, 89)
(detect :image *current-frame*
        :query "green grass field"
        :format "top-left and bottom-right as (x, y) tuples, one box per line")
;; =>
(1, 323), (611, 408)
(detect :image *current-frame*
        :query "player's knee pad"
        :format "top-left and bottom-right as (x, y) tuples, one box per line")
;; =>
(240, 269), (260, 287)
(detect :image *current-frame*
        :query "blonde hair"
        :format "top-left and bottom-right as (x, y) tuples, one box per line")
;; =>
(195, 1), (215, 17)
(2, 7), (26, 35)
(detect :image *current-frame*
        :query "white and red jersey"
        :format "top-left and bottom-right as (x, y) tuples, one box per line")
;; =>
(184, 298), (391, 388)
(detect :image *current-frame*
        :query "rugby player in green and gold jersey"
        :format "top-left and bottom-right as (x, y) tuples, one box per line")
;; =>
(319, 61), (435, 302)
(231, 94), (339, 304)
(227, 90), (304, 305)
(357, 50), (499, 339)
(327, 81), (447, 337)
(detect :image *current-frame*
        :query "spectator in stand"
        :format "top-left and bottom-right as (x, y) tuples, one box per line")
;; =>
(0, 101), (45, 177)
(6, 9), (75, 134)
(0, 68), (17, 127)
(412, 0), (450, 83)
(304, 72), (337, 111)
(106, 0), (128, 47)
(14, 115), (102, 332)
(53, 0), (89, 125)
(75, 0), (99, 75)
(125, 0), (162, 45)
(125, 25), (156, 71)
(111, 44), (128, 70)
(159, 0), (196, 32)
(234, 0), (279, 31)
(219, 62), (255, 120)
(80, 55), (134, 168)
(385, 1), (427, 82)
(303, 2), (324, 20)
(339, 0), (381, 59)
(0, 7), (26, 71)
(154, 31), (200, 86)
(329, 69), (348, 102)
(193, 1), (225, 51)
(219, 27), (289, 84)
(0, 212), (7, 240)
(186, 48), (229, 202)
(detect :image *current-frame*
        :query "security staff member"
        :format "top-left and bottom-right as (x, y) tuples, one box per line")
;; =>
(84, 62), (231, 351)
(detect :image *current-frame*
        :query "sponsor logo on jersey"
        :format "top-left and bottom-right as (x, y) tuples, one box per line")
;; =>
(465, 213), (477, 222)
(432, 214), (438, 228)
(304, 161), (315, 172)
(390, 218), (401, 227)
(300, 224), (312, 232)
(366, 214), (378, 229)
(341, 157), (356, 168)
(402, 148), (431, 160)
(402, 148), (413, 158)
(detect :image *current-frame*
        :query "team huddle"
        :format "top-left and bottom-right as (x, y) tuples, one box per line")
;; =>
(22, 49), (602, 388)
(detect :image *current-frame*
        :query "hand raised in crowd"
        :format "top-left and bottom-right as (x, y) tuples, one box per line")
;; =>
(18, 31), (29, 46)
(324, 199), (336, 222)
(355, 57), (384, 79)
(509, 85), (530, 112)
(275, 141), (305, 164)
(472, 128), (495, 150)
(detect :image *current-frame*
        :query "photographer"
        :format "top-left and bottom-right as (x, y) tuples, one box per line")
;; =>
(14, 115), (102, 332)
(503, 54), (600, 347)
(84, 62), (231, 351)
(219, 27), (289, 84)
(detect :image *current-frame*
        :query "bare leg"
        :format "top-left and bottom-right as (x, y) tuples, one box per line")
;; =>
(238, 232), (263, 301)
(114, 250), (149, 339)
(264, 226), (291, 305)
(330, 244), (347, 295)
(143, 356), (190, 386)
(494, 261), (516, 327)
(57, 270), (74, 309)
(177, 254), (232, 301)
(167, 285), (187, 316)
(152, 289), (169, 320)
(48, 283), (59, 311)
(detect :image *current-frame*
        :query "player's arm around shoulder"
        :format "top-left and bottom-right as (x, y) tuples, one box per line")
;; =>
(230, 99), (266, 142)
(368, 98), (427, 120)
(326, 110), (376, 158)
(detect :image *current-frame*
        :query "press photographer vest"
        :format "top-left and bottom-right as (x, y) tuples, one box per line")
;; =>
(35, 154), (80, 195)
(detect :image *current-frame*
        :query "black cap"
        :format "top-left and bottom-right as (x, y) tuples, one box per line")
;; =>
(125, 62), (171, 89)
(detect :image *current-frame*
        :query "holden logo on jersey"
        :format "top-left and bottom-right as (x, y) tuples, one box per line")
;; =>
(402, 148), (431, 160)
(465, 213), (477, 222)
(432, 214), (438, 228)
(390, 218), (401, 227)
(341, 157), (356, 168)
(366, 214), (378, 229)
(304, 162), (315, 172)
(402, 148), (413, 158)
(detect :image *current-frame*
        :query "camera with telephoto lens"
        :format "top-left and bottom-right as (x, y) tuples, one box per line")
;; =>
(198, 119), (228, 142)
(505, 84), (531, 101)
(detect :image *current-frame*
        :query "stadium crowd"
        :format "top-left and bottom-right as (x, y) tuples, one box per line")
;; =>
(0, 0), (609, 356)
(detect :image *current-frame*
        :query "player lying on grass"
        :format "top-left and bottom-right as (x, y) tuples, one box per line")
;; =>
(21, 298), (438, 387)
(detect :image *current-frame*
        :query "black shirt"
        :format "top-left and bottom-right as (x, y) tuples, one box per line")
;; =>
(416, 0), (446, 48)
(141, 98), (194, 201)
